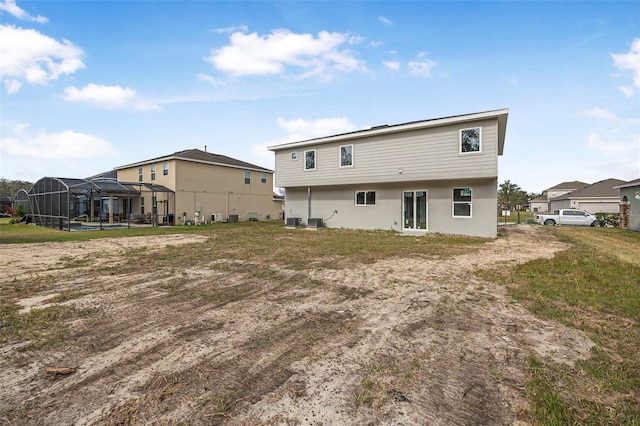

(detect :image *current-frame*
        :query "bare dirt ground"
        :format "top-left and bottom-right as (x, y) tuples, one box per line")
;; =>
(0, 225), (594, 425)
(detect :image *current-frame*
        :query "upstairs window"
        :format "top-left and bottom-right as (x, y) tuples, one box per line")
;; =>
(453, 187), (472, 217)
(150, 165), (156, 181)
(304, 149), (316, 171)
(138, 167), (143, 182)
(244, 170), (251, 184)
(355, 191), (376, 206)
(460, 127), (481, 154)
(163, 162), (169, 176)
(261, 173), (267, 183)
(291, 152), (298, 160)
(340, 144), (353, 167)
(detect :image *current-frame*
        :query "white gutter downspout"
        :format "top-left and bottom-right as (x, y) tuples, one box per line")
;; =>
(307, 187), (311, 221)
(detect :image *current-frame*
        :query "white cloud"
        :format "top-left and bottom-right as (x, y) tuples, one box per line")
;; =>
(619, 86), (636, 97)
(62, 84), (159, 110)
(612, 38), (640, 90)
(1, 129), (117, 160)
(213, 24), (248, 34)
(586, 130), (638, 156)
(579, 107), (621, 122)
(0, 24), (84, 93)
(408, 59), (437, 77)
(383, 60), (401, 71)
(4, 78), (22, 94)
(205, 29), (366, 79)
(378, 16), (393, 26)
(250, 143), (275, 170)
(0, 0), (47, 23)
(277, 117), (358, 142)
(197, 73), (225, 86)
(370, 41), (384, 48)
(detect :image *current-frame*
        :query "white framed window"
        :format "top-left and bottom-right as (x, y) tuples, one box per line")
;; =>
(138, 167), (143, 182)
(355, 190), (376, 206)
(460, 127), (481, 154)
(452, 187), (472, 217)
(150, 164), (156, 181)
(291, 152), (298, 160)
(340, 144), (353, 167)
(244, 170), (251, 184)
(260, 172), (267, 183)
(304, 149), (316, 171)
(163, 162), (169, 176)
(140, 197), (145, 214)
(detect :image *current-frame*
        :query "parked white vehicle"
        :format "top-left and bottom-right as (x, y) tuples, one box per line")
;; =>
(534, 209), (598, 227)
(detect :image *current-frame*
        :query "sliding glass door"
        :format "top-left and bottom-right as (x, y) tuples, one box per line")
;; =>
(403, 190), (428, 231)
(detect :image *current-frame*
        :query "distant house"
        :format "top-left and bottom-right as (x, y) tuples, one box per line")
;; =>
(115, 149), (280, 223)
(548, 178), (625, 214)
(269, 109), (509, 238)
(613, 178), (640, 232)
(23, 149), (281, 230)
(530, 181), (588, 212)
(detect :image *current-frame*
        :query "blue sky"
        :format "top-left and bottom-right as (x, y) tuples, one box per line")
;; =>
(1, 0), (638, 194)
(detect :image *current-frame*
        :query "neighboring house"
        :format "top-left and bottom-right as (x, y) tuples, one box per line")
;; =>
(613, 178), (640, 231)
(530, 181), (589, 212)
(115, 149), (280, 223)
(24, 149), (280, 230)
(549, 178), (625, 213)
(268, 109), (509, 238)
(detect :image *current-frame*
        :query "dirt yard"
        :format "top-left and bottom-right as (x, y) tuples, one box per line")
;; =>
(0, 225), (594, 425)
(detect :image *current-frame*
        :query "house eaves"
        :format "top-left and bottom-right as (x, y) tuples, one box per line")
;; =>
(114, 149), (273, 174)
(613, 178), (640, 189)
(268, 108), (509, 155)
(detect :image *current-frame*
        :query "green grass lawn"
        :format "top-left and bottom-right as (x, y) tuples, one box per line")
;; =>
(484, 226), (640, 425)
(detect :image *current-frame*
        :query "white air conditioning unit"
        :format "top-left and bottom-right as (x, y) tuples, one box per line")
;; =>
(211, 213), (222, 222)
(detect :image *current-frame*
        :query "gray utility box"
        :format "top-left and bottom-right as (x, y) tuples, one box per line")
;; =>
(286, 217), (302, 227)
(307, 218), (323, 228)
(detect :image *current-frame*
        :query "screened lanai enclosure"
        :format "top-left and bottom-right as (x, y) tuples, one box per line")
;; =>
(26, 177), (174, 231)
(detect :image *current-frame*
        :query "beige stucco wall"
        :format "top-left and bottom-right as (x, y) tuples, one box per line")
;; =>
(117, 159), (280, 222)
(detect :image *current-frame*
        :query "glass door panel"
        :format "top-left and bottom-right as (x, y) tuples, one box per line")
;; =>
(404, 191), (415, 229)
(403, 190), (428, 231)
(416, 191), (427, 229)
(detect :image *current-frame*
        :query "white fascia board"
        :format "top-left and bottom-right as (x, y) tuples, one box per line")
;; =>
(268, 109), (509, 152)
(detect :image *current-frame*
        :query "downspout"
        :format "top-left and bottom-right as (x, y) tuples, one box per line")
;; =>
(307, 187), (311, 221)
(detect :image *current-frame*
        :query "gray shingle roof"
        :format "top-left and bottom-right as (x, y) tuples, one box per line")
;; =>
(554, 178), (626, 200)
(115, 149), (273, 173)
(545, 181), (589, 192)
(613, 178), (640, 189)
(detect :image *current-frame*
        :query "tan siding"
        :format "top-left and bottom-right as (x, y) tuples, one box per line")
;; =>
(275, 119), (498, 188)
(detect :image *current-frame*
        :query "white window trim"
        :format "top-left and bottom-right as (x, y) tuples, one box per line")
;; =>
(163, 162), (169, 176)
(304, 149), (316, 171)
(459, 127), (482, 154)
(452, 187), (473, 218)
(355, 190), (376, 206)
(260, 172), (267, 183)
(244, 170), (251, 184)
(291, 152), (298, 160)
(339, 144), (353, 168)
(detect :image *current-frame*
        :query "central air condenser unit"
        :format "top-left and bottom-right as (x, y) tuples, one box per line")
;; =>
(286, 217), (302, 227)
(307, 218), (323, 228)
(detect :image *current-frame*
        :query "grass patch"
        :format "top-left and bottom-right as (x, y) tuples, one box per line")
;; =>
(483, 227), (640, 424)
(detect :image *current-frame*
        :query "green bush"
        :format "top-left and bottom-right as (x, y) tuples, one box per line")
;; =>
(595, 212), (620, 228)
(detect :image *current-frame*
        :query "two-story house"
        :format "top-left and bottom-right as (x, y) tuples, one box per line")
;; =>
(115, 149), (280, 224)
(268, 109), (509, 238)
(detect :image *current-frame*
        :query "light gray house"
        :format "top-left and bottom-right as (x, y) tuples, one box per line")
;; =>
(548, 178), (625, 214)
(613, 178), (640, 232)
(268, 109), (509, 238)
(530, 181), (588, 213)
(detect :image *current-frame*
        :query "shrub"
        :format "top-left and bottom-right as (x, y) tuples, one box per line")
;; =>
(595, 212), (620, 228)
